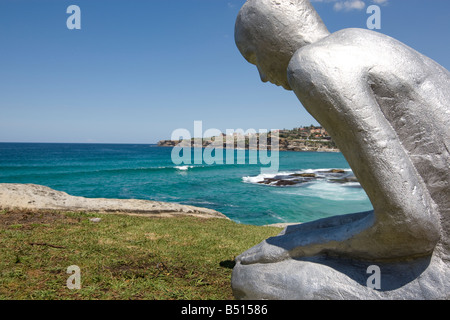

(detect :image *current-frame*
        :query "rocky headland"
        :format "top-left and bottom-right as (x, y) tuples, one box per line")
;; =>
(157, 125), (340, 153)
(0, 183), (228, 220)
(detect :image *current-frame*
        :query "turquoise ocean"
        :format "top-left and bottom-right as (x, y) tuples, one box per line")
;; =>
(0, 143), (373, 226)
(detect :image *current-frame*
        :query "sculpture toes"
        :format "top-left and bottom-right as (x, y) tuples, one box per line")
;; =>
(235, 244), (264, 265)
(236, 241), (290, 265)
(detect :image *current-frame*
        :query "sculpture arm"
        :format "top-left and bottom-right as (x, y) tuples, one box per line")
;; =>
(286, 36), (441, 259)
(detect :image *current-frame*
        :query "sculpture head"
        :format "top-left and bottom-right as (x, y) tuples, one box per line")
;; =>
(235, 0), (329, 90)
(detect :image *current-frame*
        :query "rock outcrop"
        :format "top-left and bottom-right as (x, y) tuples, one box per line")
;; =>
(256, 169), (357, 187)
(0, 183), (228, 220)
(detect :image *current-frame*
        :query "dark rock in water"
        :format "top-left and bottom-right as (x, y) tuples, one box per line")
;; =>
(256, 169), (360, 187)
(258, 178), (301, 186)
(329, 175), (359, 184)
(291, 173), (316, 178)
(273, 179), (299, 186)
(328, 169), (345, 174)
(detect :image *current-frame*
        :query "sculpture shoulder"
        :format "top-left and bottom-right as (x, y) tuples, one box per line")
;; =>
(287, 30), (368, 92)
(287, 28), (446, 90)
(290, 28), (408, 66)
(289, 29), (402, 75)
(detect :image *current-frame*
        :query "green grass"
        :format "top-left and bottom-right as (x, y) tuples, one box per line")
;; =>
(0, 209), (281, 300)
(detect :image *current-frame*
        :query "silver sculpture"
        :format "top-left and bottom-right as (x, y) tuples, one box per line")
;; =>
(232, 0), (450, 299)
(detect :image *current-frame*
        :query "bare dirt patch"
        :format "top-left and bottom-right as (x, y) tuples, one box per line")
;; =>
(0, 209), (79, 228)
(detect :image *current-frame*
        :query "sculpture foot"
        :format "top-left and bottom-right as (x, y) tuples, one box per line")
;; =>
(232, 253), (449, 300)
(237, 211), (375, 265)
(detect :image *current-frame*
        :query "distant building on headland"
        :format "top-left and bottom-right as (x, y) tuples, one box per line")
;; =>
(279, 125), (332, 141)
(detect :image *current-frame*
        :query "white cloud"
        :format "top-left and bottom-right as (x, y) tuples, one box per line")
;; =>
(333, 0), (365, 11)
(311, 0), (389, 12)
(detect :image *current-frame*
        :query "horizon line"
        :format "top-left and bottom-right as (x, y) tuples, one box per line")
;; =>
(0, 141), (158, 145)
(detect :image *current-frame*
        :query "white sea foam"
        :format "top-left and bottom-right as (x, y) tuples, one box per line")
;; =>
(242, 171), (307, 185)
(242, 172), (288, 184)
(341, 182), (361, 188)
(175, 165), (194, 171)
(280, 180), (367, 202)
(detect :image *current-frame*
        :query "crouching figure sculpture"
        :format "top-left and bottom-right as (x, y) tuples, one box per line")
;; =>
(232, 0), (450, 299)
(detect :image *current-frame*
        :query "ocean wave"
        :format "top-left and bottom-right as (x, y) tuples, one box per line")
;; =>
(266, 210), (289, 223)
(0, 164), (210, 179)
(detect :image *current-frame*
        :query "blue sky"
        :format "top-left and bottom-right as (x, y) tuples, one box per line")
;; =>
(0, 0), (449, 143)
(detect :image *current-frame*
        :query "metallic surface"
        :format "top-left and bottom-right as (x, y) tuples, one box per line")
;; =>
(232, 0), (450, 299)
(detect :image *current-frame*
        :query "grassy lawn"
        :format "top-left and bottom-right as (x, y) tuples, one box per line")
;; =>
(0, 209), (281, 300)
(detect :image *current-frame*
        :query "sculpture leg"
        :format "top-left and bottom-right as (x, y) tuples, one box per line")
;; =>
(232, 247), (449, 300)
